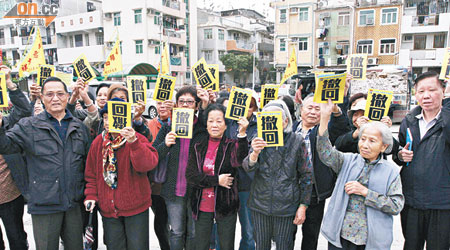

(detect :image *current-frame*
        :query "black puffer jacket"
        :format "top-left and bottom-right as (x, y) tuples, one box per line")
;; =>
(242, 132), (312, 217)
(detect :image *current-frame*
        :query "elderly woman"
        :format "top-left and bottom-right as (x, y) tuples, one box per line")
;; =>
(317, 100), (404, 250)
(242, 100), (312, 250)
(84, 97), (159, 250)
(186, 104), (249, 250)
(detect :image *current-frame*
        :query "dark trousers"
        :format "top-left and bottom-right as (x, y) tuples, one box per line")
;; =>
(31, 203), (83, 250)
(194, 211), (237, 250)
(401, 205), (450, 250)
(81, 205), (98, 250)
(328, 238), (366, 250)
(102, 209), (149, 250)
(151, 194), (170, 250)
(0, 195), (27, 250)
(251, 210), (297, 250)
(301, 196), (326, 250)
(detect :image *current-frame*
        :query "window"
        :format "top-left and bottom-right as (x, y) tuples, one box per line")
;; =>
(414, 35), (426, 50)
(69, 36), (74, 47)
(218, 29), (224, 40)
(204, 29), (212, 39)
(380, 39), (395, 54)
(218, 50), (225, 59)
(359, 10), (374, 25)
(299, 8), (308, 21)
(433, 34), (446, 48)
(381, 8), (397, 24)
(342, 44), (350, 55)
(280, 39), (286, 51)
(0, 29), (4, 45)
(338, 12), (350, 25)
(402, 34), (413, 42)
(85, 34), (89, 46)
(154, 12), (161, 25)
(155, 46), (160, 54)
(113, 12), (121, 26)
(322, 17), (331, 26)
(298, 38), (308, 51)
(280, 9), (287, 23)
(135, 40), (143, 54)
(204, 50), (212, 61)
(357, 40), (373, 54)
(95, 32), (103, 45)
(74, 34), (83, 47)
(318, 42), (330, 55)
(134, 9), (142, 24)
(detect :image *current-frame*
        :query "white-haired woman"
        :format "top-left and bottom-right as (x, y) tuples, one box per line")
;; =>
(317, 100), (404, 250)
(242, 100), (313, 250)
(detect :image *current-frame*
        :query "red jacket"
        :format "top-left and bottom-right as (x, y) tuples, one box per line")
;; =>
(85, 133), (158, 218)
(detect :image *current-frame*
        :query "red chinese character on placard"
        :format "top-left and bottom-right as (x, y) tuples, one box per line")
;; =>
(21, 64), (28, 71)
(110, 54), (115, 61)
(33, 51), (39, 58)
(27, 58), (32, 64)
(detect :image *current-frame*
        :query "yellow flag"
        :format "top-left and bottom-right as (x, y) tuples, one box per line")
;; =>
(18, 27), (45, 77)
(107, 101), (132, 133)
(225, 87), (253, 121)
(313, 73), (347, 104)
(172, 108), (194, 139)
(256, 111), (284, 147)
(127, 75), (147, 104)
(73, 54), (97, 83)
(0, 73), (8, 108)
(280, 47), (297, 85)
(103, 38), (123, 76)
(36, 65), (55, 86)
(160, 43), (170, 75)
(439, 48), (450, 80)
(364, 89), (393, 121)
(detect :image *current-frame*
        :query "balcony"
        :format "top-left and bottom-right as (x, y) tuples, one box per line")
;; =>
(399, 48), (447, 67)
(163, 29), (186, 46)
(55, 10), (103, 34)
(401, 12), (450, 33)
(57, 45), (105, 64)
(170, 55), (186, 72)
(258, 42), (274, 52)
(226, 40), (254, 53)
(0, 36), (20, 49)
(153, 0), (186, 19)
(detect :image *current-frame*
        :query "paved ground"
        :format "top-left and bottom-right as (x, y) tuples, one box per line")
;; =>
(1, 125), (405, 250)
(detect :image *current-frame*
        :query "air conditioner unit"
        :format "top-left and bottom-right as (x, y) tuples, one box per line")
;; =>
(148, 39), (160, 46)
(323, 42), (329, 46)
(104, 13), (112, 19)
(336, 44), (343, 50)
(367, 57), (378, 65)
(147, 8), (157, 16)
(290, 7), (298, 14)
(366, 18), (374, 25)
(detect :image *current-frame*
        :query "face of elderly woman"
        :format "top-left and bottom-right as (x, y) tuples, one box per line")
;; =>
(207, 110), (227, 138)
(358, 128), (388, 162)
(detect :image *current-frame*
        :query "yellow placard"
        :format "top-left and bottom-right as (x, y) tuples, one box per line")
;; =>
(280, 47), (298, 85)
(107, 101), (132, 133)
(153, 74), (176, 102)
(347, 54), (368, 81)
(127, 75), (147, 104)
(36, 64), (55, 86)
(172, 108), (194, 139)
(225, 86), (253, 121)
(364, 89), (394, 121)
(73, 54), (97, 83)
(256, 111), (284, 147)
(192, 58), (215, 89)
(18, 27), (45, 77)
(313, 73), (347, 104)
(0, 73), (8, 108)
(103, 38), (123, 76)
(261, 84), (279, 108)
(439, 48), (450, 80)
(208, 64), (220, 92)
(55, 66), (74, 85)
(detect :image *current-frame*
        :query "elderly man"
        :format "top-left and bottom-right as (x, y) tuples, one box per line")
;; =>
(0, 65), (31, 250)
(0, 77), (91, 250)
(394, 71), (450, 250)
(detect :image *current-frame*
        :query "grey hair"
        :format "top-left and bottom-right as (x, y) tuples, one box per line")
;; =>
(358, 121), (393, 154)
(263, 99), (293, 133)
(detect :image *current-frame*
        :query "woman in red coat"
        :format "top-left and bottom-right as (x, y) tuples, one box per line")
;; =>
(84, 98), (158, 250)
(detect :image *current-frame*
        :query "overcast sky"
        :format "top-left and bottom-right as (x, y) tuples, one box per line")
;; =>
(197, 0), (276, 21)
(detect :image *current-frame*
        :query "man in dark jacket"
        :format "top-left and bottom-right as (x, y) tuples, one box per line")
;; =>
(0, 77), (91, 250)
(394, 71), (450, 250)
(0, 65), (31, 250)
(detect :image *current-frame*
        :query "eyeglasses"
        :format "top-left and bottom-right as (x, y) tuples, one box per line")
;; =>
(43, 92), (67, 99)
(178, 100), (195, 106)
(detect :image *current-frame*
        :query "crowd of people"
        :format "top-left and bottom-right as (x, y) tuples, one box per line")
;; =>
(0, 63), (449, 250)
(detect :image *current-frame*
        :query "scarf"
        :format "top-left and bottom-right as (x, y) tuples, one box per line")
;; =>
(102, 131), (127, 189)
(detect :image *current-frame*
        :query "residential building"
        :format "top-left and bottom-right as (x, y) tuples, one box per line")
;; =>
(197, 8), (274, 86)
(353, 0), (402, 66)
(102, 0), (197, 87)
(398, 0), (450, 76)
(270, 0), (316, 82)
(314, 0), (354, 68)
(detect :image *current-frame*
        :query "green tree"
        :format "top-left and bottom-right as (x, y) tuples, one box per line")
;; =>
(220, 53), (256, 86)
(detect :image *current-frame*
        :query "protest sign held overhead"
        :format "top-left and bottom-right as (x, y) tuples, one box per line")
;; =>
(208, 64), (219, 92)
(0, 73), (8, 108)
(256, 111), (284, 147)
(18, 27), (45, 77)
(172, 108), (194, 139)
(153, 74), (176, 102)
(261, 84), (279, 108)
(225, 87), (253, 121)
(439, 48), (450, 80)
(126, 75), (147, 104)
(192, 58), (214, 89)
(313, 73), (347, 104)
(280, 47), (298, 85)
(364, 89), (393, 121)
(347, 54), (368, 80)
(73, 54), (96, 83)
(103, 38), (123, 76)
(36, 64), (55, 86)
(107, 101), (132, 133)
